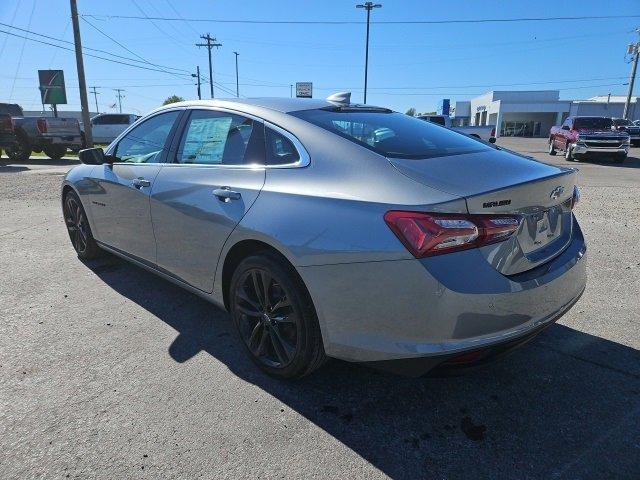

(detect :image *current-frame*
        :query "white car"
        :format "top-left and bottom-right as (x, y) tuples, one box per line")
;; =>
(418, 115), (496, 143)
(89, 113), (139, 144)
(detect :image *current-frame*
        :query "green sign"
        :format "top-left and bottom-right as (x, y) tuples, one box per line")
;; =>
(38, 69), (67, 105)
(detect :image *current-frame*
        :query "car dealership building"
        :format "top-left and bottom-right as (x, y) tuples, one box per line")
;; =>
(450, 91), (639, 138)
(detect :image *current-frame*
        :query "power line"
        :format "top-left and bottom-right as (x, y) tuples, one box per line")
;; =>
(0, 21), (191, 75)
(0, 28), (193, 77)
(80, 14), (640, 25)
(9, 0), (37, 101)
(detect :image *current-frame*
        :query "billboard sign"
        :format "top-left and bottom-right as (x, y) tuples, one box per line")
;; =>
(296, 82), (312, 98)
(38, 69), (67, 105)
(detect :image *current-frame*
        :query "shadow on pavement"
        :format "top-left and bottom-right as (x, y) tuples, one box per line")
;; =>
(87, 256), (640, 480)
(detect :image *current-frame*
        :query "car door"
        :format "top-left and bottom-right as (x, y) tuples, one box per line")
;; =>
(88, 109), (183, 264)
(150, 108), (267, 293)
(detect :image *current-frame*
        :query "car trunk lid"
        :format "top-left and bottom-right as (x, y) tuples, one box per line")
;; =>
(388, 148), (577, 275)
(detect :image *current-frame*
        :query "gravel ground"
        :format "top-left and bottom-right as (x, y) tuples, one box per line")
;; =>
(1, 139), (639, 479)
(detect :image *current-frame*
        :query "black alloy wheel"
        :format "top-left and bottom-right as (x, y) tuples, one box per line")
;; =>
(230, 254), (325, 378)
(63, 191), (101, 259)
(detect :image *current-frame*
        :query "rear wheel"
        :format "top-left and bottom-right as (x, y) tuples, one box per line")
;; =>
(5, 135), (31, 162)
(44, 144), (66, 160)
(230, 253), (326, 379)
(548, 138), (556, 155)
(63, 190), (102, 260)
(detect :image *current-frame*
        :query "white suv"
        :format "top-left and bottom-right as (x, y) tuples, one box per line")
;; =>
(90, 113), (139, 144)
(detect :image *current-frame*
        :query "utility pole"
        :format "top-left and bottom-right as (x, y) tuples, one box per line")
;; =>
(196, 33), (222, 98)
(70, 0), (93, 147)
(114, 89), (125, 113)
(290, 84), (293, 98)
(90, 86), (100, 114)
(623, 28), (640, 120)
(192, 66), (202, 100)
(233, 51), (239, 97)
(356, 2), (382, 104)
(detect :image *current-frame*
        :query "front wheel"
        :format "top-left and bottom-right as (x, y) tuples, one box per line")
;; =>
(44, 145), (67, 160)
(230, 254), (326, 379)
(63, 190), (102, 260)
(564, 143), (577, 161)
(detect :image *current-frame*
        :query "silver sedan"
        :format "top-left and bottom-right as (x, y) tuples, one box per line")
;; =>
(62, 95), (587, 378)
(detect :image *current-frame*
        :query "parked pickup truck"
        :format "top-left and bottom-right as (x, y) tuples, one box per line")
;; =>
(0, 110), (17, 158)
(418, 114), (496, 143)
(0, 103), (83, 161)
(612, 118), (640, 146)
(549, 116), (630, 163)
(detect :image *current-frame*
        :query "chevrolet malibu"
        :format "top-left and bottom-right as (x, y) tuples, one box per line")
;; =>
(62, 94), (587, 378)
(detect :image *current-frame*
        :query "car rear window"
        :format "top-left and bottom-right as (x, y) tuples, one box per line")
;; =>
(290, 109), (490, 159)
(574, 117), (612, 129)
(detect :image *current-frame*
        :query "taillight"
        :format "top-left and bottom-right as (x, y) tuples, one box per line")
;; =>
(563, 185), (580, 210)
(36, 118), (47, 133)
(384, 211), (521, 258)
(490, 127), (496, 137)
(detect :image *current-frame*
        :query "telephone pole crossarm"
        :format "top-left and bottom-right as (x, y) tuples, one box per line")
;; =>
(196, 34), (222, 98)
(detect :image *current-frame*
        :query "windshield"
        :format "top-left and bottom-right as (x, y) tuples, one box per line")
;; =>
(574, 117), (612, 130)
(291, 109), (490, 159)
(612, 118), (631, 126)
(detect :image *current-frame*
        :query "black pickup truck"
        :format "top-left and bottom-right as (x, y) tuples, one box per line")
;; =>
(0, 103), (83, 161)
(612, 118), (640, 146)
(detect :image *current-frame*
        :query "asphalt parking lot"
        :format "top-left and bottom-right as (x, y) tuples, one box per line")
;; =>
(1, 138), (639, 479)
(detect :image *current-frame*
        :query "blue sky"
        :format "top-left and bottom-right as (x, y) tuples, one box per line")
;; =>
(1, 0), (638, 115)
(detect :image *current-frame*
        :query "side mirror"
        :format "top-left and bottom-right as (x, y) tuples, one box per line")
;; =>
(78, 147), (116, 165)
(561, 125), (570, 131)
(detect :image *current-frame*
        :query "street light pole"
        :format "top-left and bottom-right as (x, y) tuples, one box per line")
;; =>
(192, 66), (201, 100)
(356, 2), (381, 104)
(623, 28), (639, 120)
(233, 51), (239, 97)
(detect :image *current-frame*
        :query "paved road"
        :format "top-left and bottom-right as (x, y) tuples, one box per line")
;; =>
(1, 140), (639, 479)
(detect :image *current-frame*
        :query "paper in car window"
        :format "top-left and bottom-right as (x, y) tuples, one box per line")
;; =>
(182, 117), (232, 163)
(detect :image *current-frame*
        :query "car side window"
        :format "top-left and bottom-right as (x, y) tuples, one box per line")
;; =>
(176, 110), (257, 165)
(265, 127), (300, 165)
(113, 111), (180, 164)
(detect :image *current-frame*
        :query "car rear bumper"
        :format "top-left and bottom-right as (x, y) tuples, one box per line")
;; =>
(39, 134), (83, 147)
(299, 217), (587, 369)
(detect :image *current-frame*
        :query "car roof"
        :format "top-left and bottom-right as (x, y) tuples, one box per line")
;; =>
(165, 97), (337, 114)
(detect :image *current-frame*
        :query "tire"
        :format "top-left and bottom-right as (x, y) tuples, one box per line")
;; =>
(548, 138), (556, 155)
(63, 190), (102, 260)
(43, 144), (66, 160)
(564, 142), (576, 162)
(5, 135), (31, 162)
(229, 253), (326, 379)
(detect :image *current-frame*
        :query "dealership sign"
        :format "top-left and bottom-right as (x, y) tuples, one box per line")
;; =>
(296, 82), (312, 98)
(38, 70), (67, 105)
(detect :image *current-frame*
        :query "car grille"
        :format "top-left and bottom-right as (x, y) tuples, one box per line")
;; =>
(581, 136), (626, 148)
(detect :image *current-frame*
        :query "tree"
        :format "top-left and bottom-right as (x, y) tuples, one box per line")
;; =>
(163, 95), (185, 105)
(405, 107), (417, 116)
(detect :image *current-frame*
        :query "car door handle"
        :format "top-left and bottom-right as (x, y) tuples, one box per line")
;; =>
(132, 178), (151, 188)
(213, 187), (241, 201)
